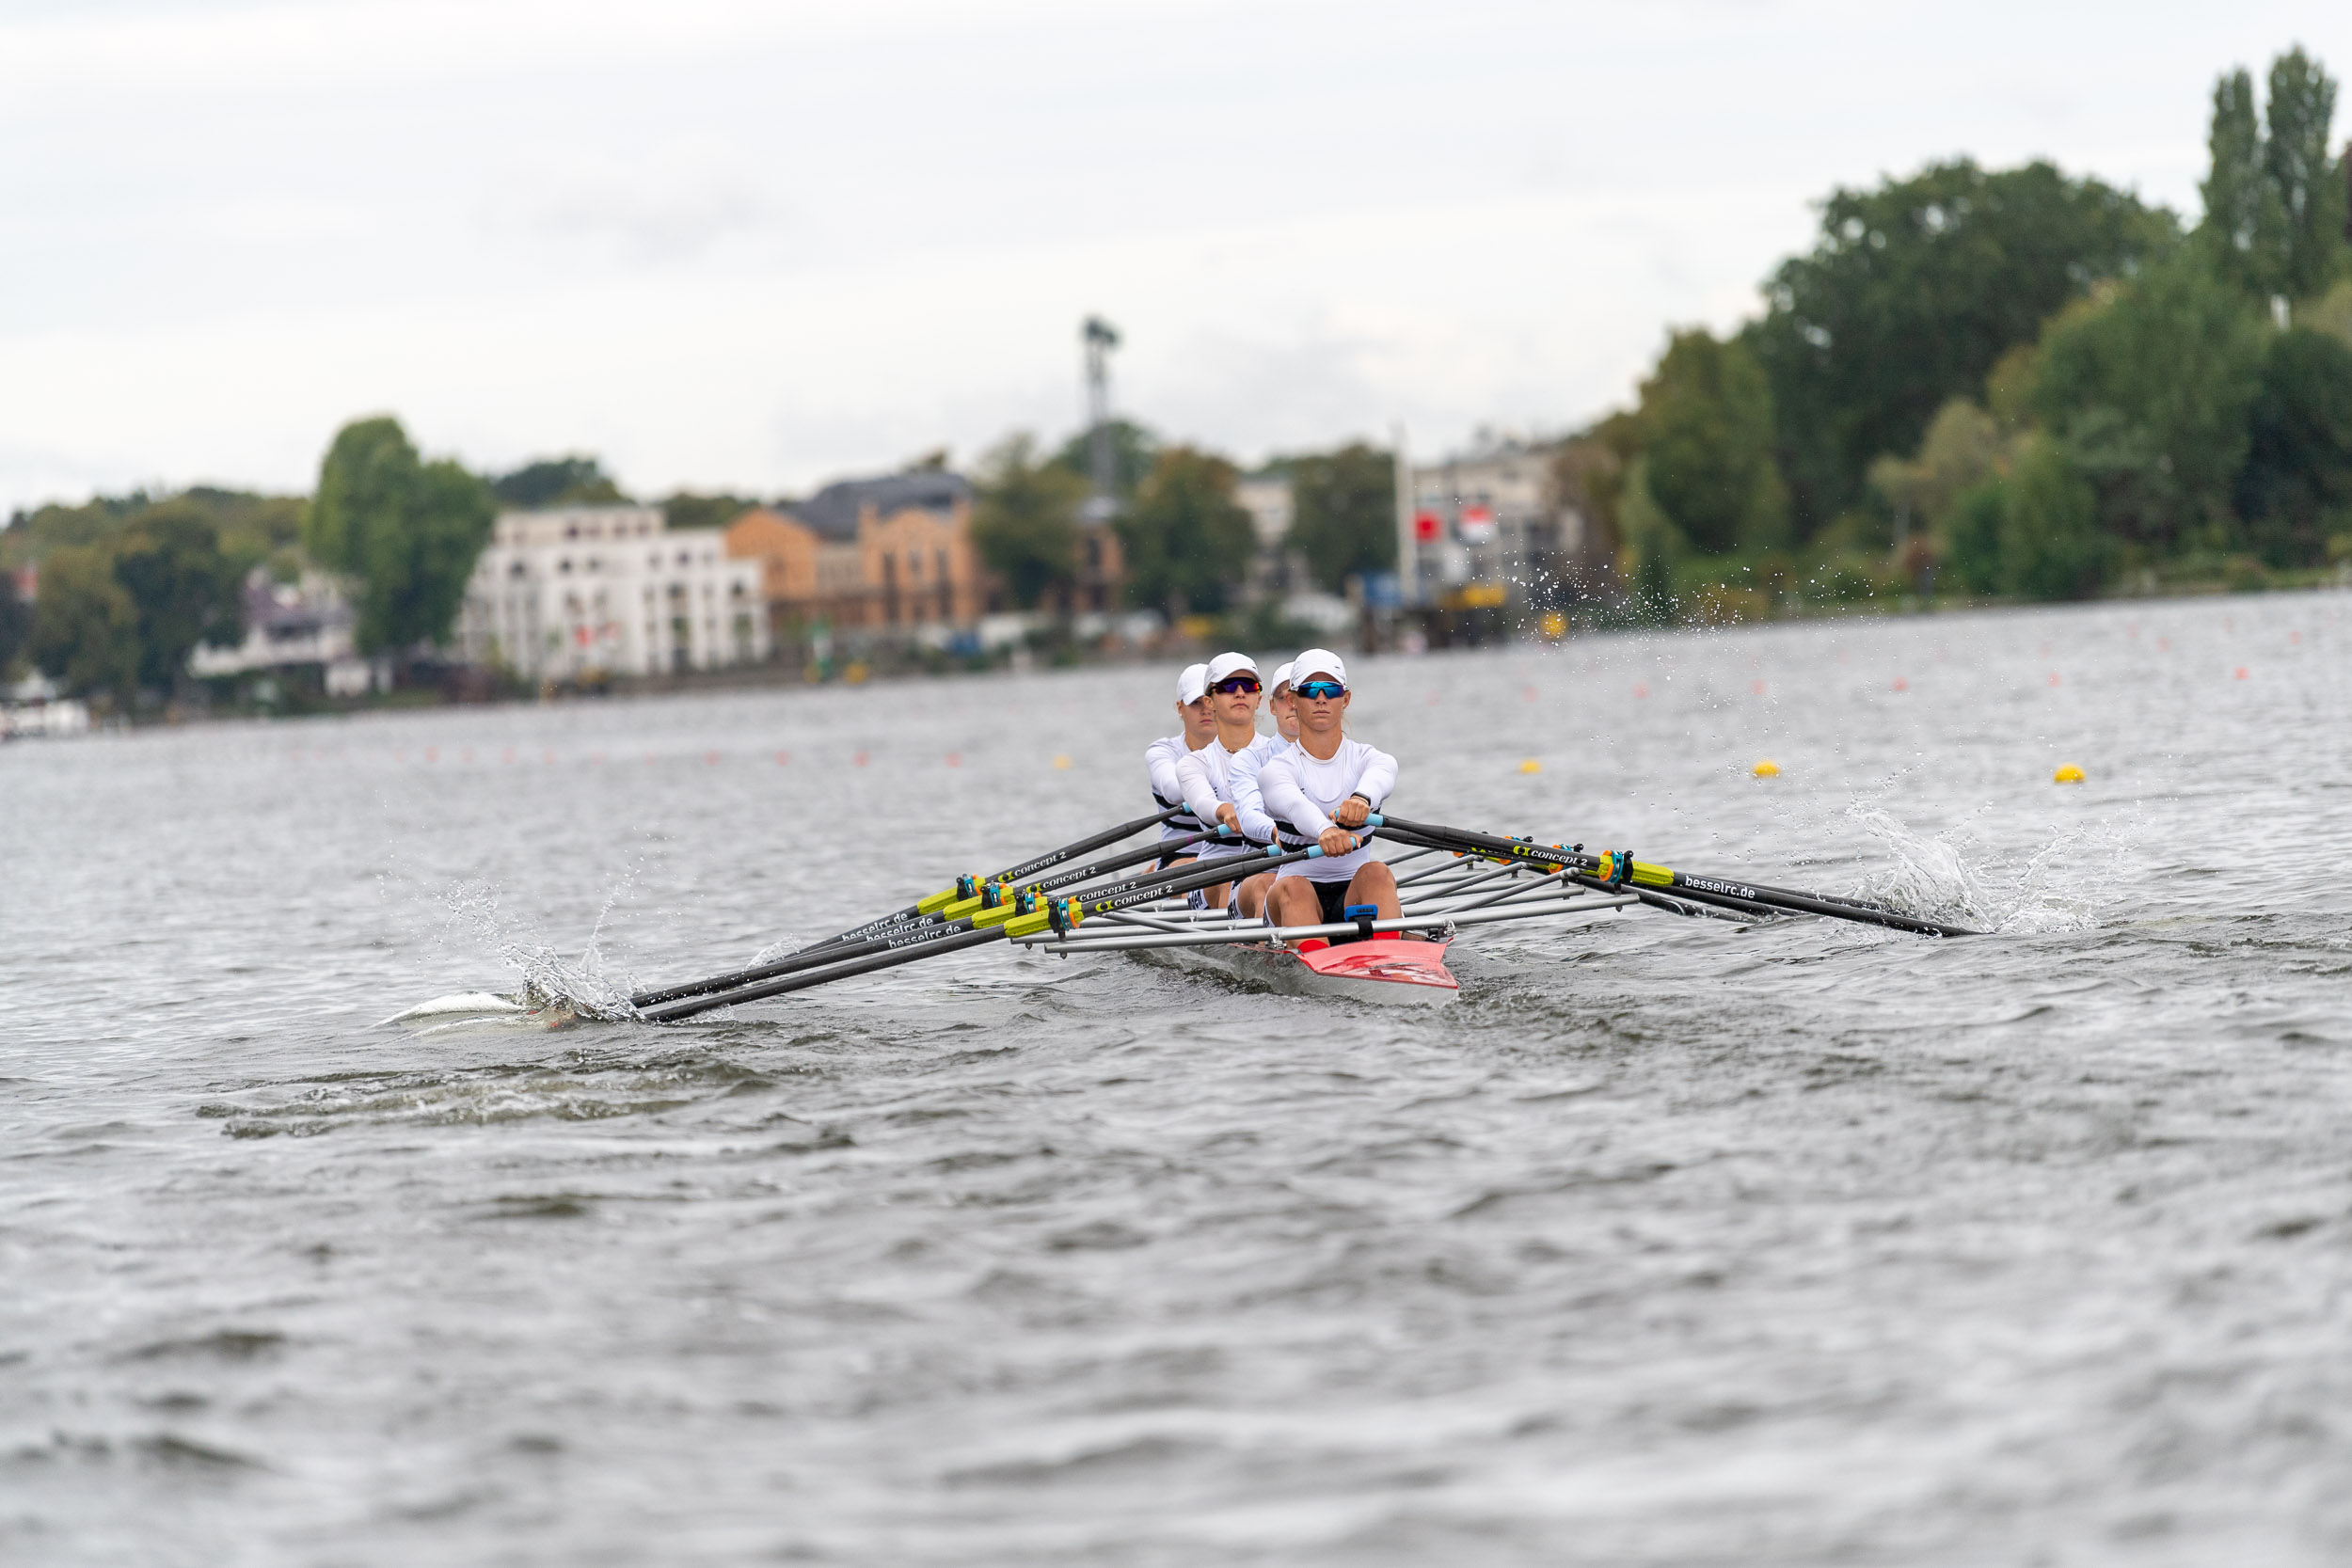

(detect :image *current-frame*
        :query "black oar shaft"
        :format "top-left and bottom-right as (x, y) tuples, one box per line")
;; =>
(642, 924), (1005, 1022)
(630, 827), (1232, 1010)
(647, 847), (1322, 1023)
(990, 807), (1184, 884)
(1372, 814), (1975, 938)
(629, 807), (1187, 1010)
(793, 807), (1187, 955)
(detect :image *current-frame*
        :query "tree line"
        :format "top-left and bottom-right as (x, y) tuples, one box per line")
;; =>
(969, 424), (1397, 618)
(1568, 46), (2352, 612)
(0, 423), (774, 705)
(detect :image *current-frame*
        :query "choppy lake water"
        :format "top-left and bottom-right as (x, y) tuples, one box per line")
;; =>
(7, 592), (2352, 1565)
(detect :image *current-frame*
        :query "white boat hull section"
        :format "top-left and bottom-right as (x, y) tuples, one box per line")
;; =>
(1162, 937), (1459, 1006)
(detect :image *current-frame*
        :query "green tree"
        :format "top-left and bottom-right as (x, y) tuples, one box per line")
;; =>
(29, 544), (138, 700)
(1943, 437), (2106, 600)
(2201, 67), (2278, 295)
(661, 492), (761, 532)
(2199, 50), (2351, 304)
(1869, 398), (2005, 541)
(108, 502), (243, 690)
(2002, 436), (2107, 599)
(1613, 453), (1687, 617)
(0, 575), (28, 673)
(490, 455), (627, 508)
(2235, 326), (2352, 564)
(1746, 159), (2178, 531)
(971, 434), (1086, 610)
(1636, 330), (1788, 554)
(1116, 447), (1254, 615)
(2032, 254), (2268, 549)
(1, 492), (150, 571)
(1287, 442), (1395, 591)
(1547, 419), (1637, 563)
(1051, 420), (1158, 503)
(305, 417), (496, 660)
(1945, 480), (2008, 595)
(2265, 48), (2348, 302)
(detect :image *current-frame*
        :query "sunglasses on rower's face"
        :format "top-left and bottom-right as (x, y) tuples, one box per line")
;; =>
(1213, 675), (1262, 694)
(1295, 680), (1346, 700)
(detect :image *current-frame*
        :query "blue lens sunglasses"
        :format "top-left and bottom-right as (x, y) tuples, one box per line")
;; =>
(1295, 679), (1347, 700)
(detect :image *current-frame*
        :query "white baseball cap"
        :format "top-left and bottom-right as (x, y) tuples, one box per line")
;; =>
(1291, 648), (1348, 689)
(1205, 651), (1260, 687)
(1175, 662), (1210, 705)
(1268, 661), (1295, 693)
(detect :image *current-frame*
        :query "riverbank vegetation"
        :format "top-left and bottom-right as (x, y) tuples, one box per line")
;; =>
(5, 47), (2348, 705)
(1581, 46), (2352, 621)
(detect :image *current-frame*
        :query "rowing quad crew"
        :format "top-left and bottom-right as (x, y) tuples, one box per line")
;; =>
(1142, 647), (1398, 947)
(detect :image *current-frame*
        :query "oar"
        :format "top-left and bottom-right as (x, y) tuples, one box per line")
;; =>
(643, 838), (1332, 1022)
(820, 806), (1187, 949)
(1367, 814), (1977, 937)
(629, 824), (1228, 1010)
(628, 806), (1184, 1010)
(1372, 822), (1764, 924)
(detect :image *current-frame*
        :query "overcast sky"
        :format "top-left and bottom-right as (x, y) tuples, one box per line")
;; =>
(2, 0), (2346, 511)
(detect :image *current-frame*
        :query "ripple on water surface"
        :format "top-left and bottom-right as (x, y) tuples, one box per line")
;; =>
(6, 597), (2352, 1563)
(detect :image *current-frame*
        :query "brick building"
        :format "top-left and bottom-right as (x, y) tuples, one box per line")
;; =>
(726, 470), (984, 648)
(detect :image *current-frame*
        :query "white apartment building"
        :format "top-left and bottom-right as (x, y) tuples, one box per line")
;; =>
(1404, 435), (1588, 607)
(457, 506), (769, 680)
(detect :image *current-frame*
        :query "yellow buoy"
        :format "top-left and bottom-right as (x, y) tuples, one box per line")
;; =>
(2054, 764), (2086, 784)
(1518, 758), (1541, 774)
(1052, 754), (1072, 770)
(1753, 759), (1780, 777)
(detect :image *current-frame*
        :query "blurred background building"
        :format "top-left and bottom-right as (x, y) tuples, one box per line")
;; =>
(188, 569), (381, 698)
(458, 505), (768, 681)
(1399, 433), (1594, 640)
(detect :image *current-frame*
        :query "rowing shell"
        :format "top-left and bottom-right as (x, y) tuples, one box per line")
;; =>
(1158, 936), (1459, 1006)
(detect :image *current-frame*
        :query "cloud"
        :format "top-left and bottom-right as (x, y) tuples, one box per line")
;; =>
(0, 0), (2343, 510)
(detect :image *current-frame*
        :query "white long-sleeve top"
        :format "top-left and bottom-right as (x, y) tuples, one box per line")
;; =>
(1144, 734), (1206, 840)
(1256, 737), (1397, 882)
(1227, 739), (1281, 847)
(1174, 733), (1279, 862)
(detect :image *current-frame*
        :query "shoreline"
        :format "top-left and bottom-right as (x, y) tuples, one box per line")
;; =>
(7, 576), (2344, 737)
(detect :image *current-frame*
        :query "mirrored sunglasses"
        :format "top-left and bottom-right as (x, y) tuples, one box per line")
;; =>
(1295, 679), (1347, 700)
(1213, 675), (1262, 694)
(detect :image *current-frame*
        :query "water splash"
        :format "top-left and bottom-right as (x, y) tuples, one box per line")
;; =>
(1845, 804), (2127, 934)
(432, 878), (642, 1021)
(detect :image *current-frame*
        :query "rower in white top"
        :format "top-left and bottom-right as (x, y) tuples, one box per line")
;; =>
(1142, 661), (1216, 872)
(1173, 651), (1277, 914)
(1225, 659), (1297, 919)
(1254, 648), (1400, 946)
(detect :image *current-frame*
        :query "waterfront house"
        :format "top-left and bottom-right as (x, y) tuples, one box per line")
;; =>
(456, 505), (768, 680)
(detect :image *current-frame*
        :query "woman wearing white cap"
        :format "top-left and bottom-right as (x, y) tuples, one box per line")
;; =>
(1144, 662), (1216, 867)
(1173, 651), (1275, 911)
(1223, 660), (1297, 918)
(1255, 648), (1400, 942)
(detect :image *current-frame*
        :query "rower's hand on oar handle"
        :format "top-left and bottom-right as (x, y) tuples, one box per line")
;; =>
(1318, 825), (1360, 856)
(1332, 794), (1371, 828)
(1216, 803), (1240, 831)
